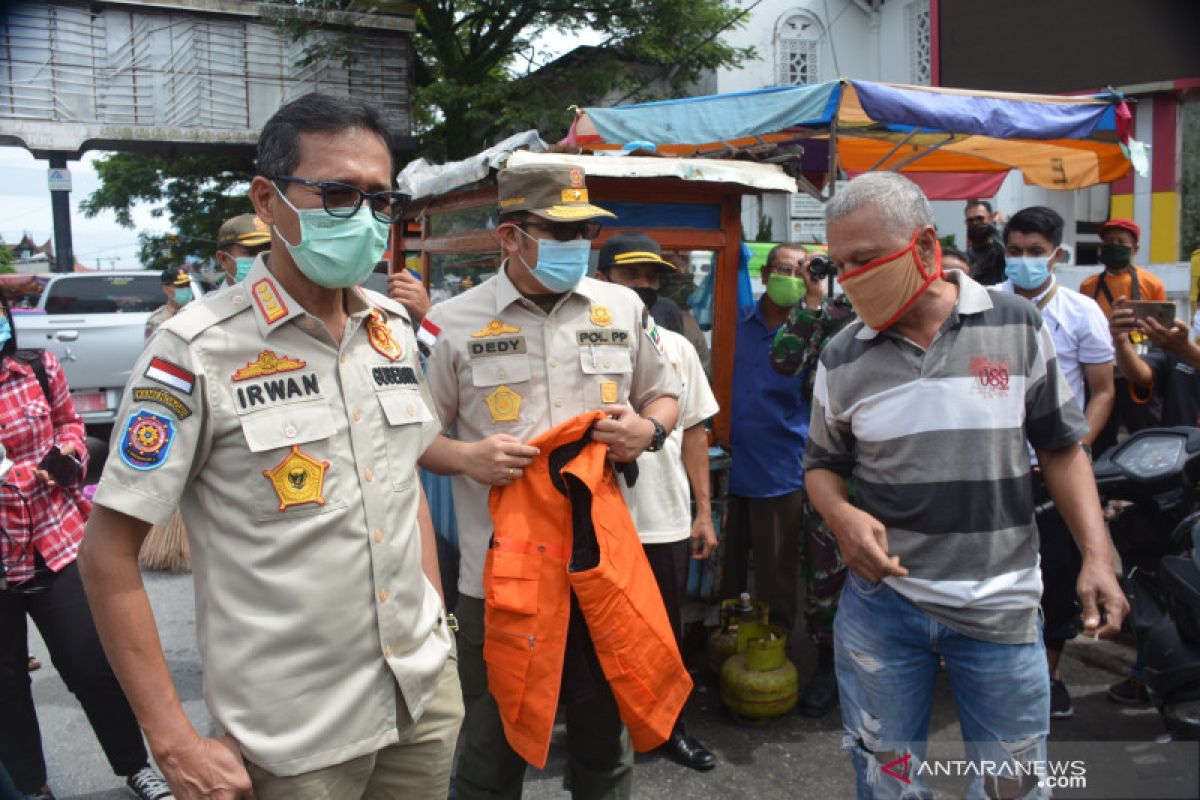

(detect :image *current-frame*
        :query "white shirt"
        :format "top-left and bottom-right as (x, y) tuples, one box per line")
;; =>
(621, 329), (719, 544)
(1000, 277), (1114, 408)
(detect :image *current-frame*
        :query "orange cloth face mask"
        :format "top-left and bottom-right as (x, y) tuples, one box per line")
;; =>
(838, 231), (943, 330)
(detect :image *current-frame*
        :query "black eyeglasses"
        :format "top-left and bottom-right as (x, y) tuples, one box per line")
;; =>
(521, 220), (604, 242)
(270, 175), (410, 224)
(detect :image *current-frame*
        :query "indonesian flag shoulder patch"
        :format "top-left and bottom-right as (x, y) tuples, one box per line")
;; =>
(144, 356), (195, 395)
(417, 317), (442, 350)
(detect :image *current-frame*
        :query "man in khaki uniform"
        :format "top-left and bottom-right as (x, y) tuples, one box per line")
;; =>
(419, 163), (680, 799)
(79, 93), (462, 800)
(215, 213), (271, 284)
(144, 267), (193, 338)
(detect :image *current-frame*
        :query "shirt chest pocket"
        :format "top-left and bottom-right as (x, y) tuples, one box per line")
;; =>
(1, 399), (52, 457)
(377, 389), (435, 489)
(471, 356), (533, 388)
(237, 402), (347, 522)
(578, 346), (633, 407)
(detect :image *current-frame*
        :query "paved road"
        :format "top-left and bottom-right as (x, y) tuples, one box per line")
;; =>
(27, 571), (1171, 799)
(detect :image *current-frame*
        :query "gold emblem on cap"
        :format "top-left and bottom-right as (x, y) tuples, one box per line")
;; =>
(232, 350), (307, 382)
(471, 319), (521, 338)
(485, 385), (521, 422)
(263, 445), (329, 511)
(590, 305), (613, 327)
(600, 381), (618, 404)
(569, 167), (585, 188)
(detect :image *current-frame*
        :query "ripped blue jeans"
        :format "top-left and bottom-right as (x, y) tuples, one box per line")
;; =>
(834, 571), (1049, 800)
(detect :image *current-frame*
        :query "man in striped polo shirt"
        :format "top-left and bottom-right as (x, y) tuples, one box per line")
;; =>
(804, 173), (1127, 799)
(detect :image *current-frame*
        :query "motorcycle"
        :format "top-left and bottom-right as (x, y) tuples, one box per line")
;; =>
(1091, 426), (1200, 740)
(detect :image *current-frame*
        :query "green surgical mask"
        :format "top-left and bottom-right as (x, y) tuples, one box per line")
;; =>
(234, 256), (254, 282)
(1100, 244), (1133, 271)
(275, 187), (387, 289)
(766, 273), (804, 307)
(173, 287), (193, 305)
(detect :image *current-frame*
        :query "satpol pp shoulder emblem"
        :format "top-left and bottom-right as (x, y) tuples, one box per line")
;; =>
(485, 385), (521, 422)
(263, 445), (330, 511)
(367, 309), (404, 361)
(119, 410), (176, 471)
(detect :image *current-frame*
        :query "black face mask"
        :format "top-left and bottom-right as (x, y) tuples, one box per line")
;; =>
(634, 287), (659, 310)
(966, 222), (992, 244)
(1100, 244), (1133, 271)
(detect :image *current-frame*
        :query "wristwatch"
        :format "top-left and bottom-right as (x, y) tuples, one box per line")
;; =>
(645, 416), (668, 452)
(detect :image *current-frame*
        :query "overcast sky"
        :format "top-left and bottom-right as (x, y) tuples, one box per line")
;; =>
(0, 27), (604, 270)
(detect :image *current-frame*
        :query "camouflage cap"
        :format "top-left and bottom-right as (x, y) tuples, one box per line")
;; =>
(497, 164), (616, 222)
(218, 213), (271, 247)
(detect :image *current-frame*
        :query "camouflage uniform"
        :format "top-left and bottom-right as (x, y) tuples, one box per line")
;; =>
(770, 296), (855, 646)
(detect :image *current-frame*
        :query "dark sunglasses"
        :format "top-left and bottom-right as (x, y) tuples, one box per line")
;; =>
(270, 175), (410, 224)
(521, 220), (604, 242)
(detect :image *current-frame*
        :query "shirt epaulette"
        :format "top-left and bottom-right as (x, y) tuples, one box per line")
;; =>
(361, 287), (412, 324)
(160, 284), (253, 343)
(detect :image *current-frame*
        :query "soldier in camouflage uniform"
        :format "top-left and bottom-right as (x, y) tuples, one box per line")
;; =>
(770, 253), (856, 717)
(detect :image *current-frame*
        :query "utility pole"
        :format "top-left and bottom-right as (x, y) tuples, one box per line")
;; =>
(47, 153), (74, 273)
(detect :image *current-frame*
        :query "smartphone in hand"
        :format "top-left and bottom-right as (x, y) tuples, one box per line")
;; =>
(1127, 301), (1175, 328)
(38, 446), (82, 487)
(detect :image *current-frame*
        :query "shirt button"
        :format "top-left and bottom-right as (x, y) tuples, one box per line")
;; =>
(406, 404), (416, 417)
(554, 398), (563, 408)
(497, 370), (507, 379)
(339, 354), (347, 364)
(602, 360), (611, 368)
(352, 409), (363, 422)
(232, 294), (245, 306)
(379, 588), (390, 603)
(363, 468), (374, 482)
(384, 645), (393, 658)
(374, 528), (384, 544)
(549, 358), (558, 368)
(283, 424), (297, 438)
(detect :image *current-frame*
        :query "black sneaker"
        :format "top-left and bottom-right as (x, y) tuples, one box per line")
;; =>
(1050, 678), (1074, 719)
(1107, 676), (1150, 705)
(126, 766), (174, 800)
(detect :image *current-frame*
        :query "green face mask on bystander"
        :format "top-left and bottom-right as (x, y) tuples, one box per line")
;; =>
(766, 273), (804, 307)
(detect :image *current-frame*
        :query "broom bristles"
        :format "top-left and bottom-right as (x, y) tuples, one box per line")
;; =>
(139, 509), (190, 573)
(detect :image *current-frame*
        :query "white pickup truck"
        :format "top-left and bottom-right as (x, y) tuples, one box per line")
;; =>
(12, 271), (205, 431)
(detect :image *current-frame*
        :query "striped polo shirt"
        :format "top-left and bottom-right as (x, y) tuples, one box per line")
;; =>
(804, 270), (1087, 644)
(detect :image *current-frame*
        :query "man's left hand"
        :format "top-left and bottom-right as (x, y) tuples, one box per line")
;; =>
(593, 405), (654, 462)
(1076, 557), (1128, 639)
(387, 270), (432, 325)
(1142, 318), (1190, 354)
(690, 514), (717, 560)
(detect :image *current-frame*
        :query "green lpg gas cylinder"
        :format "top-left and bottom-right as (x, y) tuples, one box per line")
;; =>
(719, 621), (799, 722)
(706, 592), (770, 674)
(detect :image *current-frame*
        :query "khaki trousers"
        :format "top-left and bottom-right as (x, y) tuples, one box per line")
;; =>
(245, 654), (464, 799)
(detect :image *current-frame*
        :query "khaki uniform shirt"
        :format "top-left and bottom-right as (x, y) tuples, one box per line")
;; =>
(424, 267), (680, 599)
(94, 255), (452, 776)
(144, 303), (175, 338)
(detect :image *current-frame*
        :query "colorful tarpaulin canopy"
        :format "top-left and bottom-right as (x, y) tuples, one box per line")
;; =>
(566, 79), (1134, 198)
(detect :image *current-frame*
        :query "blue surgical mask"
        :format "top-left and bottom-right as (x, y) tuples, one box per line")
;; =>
(234, 256), (254, 282)
(0, 316), (10, 349)
(1005, 256), (1052, 291)
(513, 225), (591, 293)
(173, 287), (194, 305)
(275, 187), (387, 289)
